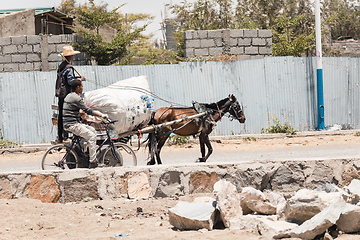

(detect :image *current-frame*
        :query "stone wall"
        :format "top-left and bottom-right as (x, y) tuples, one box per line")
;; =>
(184, 29), (272, 59)
(0, 34), (90, 72)
(0, 159), (357, 203)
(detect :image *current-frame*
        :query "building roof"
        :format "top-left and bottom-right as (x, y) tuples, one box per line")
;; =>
(0, 7), (72, 20)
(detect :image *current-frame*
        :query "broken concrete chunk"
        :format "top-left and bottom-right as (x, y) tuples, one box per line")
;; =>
(284, 189), (342, 223)
(240, 187), (265, 215)
(228, 214), (277, 231)
(344, 179), (360, 204)
(213, 180), (242, 228)
(168, 201), (218, 230)
(258, 218), (298, 239)
(127, 172), (151, 200)
(336, 205), (360, 233)
(276, 197), (352, 240)
(246, 199), (276, 215)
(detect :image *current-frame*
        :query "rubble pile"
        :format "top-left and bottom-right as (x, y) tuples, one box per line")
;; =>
(168, 179), (360, 240)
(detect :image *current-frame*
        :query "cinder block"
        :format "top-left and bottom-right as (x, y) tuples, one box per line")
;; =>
(0, 64), (3, 71)
(209, 47), (223, 56)
(266, 38), (272, 46)
(48, 53), (60, 62)
(230, 38), (238, 47)
(194, 48), (209, 56)
(3, 45), (17, 54)
(184, 31), (194, 40)
(259, 30), (272, 38)
(185, 48), (195, 58)
(48, 35), (62, 44)
(185, 39), (200, 48)
(27, 53), (41, 62)
(238, 38), (251, 46)
(11, 36), (26, 45)
(230, 29), (243, 38)
(33, 62), (42, 71)
(230, 47), (244, 55)
(0, 55), (11, 63)
(27, 35), (41, 44)
(48, 44), (57, 53)
(0, 37), (11, 46)
(62, 34), (75, 43)
(193, 31), (201, 39)
(244, 29), (258, 38)
(198, 31), (208, 39)
(208, 30), (222, 38)
(200, 39), (215, 48)
(57, 44), (67, 53)
(17, 45), (33, 53)
(252, 38), (266, 46)
(214, 38), (223, 47)
(245, 46), (259, 55)
(12, 54), (27, 63)
(259, 46), (272, 55)
(33, 44), (40, 52)
(19, 63), (33, 71)
(4, 63), (19, 72)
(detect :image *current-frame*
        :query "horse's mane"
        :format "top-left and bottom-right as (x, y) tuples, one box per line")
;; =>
(199, 97), (229, 110)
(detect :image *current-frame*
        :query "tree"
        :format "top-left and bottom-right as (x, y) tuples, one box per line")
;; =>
(56, 0), (76, 14)
(71, 0), (152, 65)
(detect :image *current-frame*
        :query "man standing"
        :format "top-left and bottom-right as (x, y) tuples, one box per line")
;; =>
(63, 80), (107, 165)
(55, 45), (85, 143)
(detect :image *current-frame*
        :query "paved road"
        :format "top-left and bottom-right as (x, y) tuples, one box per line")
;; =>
(1, 130), (360, 173)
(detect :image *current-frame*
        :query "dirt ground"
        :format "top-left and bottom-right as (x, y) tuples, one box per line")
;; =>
(1, 133), (360, 239)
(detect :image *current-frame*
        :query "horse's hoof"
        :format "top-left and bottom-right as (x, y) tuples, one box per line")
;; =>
(147, 161), (155, 165)
(197, 158), (206, 163)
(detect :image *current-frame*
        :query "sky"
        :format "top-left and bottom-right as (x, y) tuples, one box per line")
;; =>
(1, 0), (195, 41)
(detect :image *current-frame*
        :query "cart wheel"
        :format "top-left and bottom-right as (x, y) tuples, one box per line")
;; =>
(42, 144), (79, 170)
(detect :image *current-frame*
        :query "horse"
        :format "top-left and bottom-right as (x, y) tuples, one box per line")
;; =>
(147, 94), (245, 165)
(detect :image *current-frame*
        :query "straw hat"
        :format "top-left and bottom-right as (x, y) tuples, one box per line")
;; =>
(59, 45), (80, 57)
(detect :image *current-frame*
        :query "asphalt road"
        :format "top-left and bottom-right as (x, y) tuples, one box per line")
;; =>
(1, 130), (360, 173)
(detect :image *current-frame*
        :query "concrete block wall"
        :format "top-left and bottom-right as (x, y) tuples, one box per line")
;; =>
(0, 34), (90, 72)
(184, 29), (272, 58)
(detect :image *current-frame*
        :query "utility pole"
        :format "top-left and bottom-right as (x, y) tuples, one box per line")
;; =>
(315, 0), (325, 130)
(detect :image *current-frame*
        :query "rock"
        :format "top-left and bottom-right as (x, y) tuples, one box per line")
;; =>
(263, 190), (287, 219)
(276, 197), (354, 240)
(127, 172), (151, 200)
(25, 175), (60, 203)
(154, 171), (184, 198)
(229, 214), (277, 231)
(270, 165), (305, 192)
(193, 196), (216, 203)
(284, 189), (342, 223)
(190, 172), (219, 194)
(344, 179), (360, 204)
(246, 200), (276, 215)
(213, 180), (242, 228)
(257, 218), (298, 238)
(168, 201), (218, 230)
(60, 175), (98, 203)
(240, 187), (265, 215)
(323, 232), (334, 240)
(0, 177), (12, 199)
(315, 183), (344, 193)
(336, 205), (360, 233)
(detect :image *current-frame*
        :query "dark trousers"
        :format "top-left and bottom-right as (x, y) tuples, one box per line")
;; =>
(57, 97), (68, 141)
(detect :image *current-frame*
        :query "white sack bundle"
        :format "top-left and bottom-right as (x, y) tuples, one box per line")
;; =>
(84, 75), (153, 134)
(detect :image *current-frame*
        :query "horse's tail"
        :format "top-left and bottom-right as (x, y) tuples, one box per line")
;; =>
(145, 111), (157, 164)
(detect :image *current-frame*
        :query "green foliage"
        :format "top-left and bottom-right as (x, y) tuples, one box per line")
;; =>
(261, 114), (297, 135)
(355, 132), (360, 137)
(244, 137), (257, 141)
(272, 15), (315, 56)
(167, 135), (190, 145)
(71, 0), (152, 65)
(0, 129), (18, 148)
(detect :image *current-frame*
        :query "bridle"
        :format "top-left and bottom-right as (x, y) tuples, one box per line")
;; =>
(228, 100), (243, 121)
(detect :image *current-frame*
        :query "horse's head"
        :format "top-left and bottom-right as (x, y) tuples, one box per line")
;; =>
(228, 94), (246, 123)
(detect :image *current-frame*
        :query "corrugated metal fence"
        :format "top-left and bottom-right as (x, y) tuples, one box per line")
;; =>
(1, 56), (360, 144)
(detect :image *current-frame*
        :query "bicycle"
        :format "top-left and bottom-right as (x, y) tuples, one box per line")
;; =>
(42, 119), (137, 170)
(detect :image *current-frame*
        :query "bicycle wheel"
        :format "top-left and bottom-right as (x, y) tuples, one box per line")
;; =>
(42, 144), (79, 170)
(102, 143), (137, 167)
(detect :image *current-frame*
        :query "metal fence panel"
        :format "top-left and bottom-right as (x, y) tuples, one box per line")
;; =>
(1, 57), (360, 144)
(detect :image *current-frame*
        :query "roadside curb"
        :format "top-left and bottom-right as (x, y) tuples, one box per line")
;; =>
(1, 129), (359, 154)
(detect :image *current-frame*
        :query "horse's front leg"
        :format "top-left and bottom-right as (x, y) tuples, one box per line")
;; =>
(198, 133), (213, 162)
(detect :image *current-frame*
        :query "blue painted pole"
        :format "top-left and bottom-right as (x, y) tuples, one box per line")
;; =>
(315, 0), (325, 130)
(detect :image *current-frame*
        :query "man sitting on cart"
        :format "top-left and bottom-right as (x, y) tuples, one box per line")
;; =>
(63, 79), (108, 166)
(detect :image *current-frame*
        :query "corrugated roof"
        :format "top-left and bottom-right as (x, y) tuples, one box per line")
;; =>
(0, 7), (71, 18)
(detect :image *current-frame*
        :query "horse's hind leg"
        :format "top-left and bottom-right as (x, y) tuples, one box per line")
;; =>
(155, 136), (168, 164)
(198, 133), (213, 162)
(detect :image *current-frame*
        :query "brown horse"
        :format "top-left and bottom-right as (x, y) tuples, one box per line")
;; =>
(147, 94), (245, 165)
